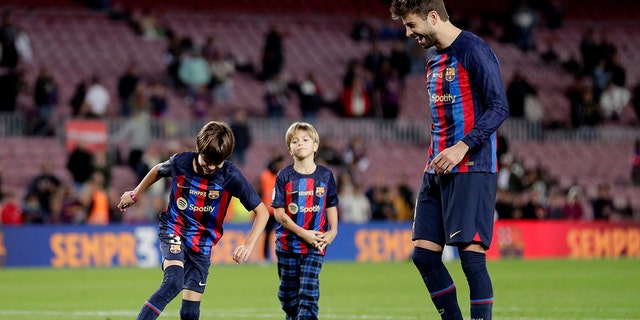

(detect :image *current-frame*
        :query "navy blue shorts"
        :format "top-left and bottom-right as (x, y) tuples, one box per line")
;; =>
(412, 172), (497, 250)
(159, 233), (211, 294)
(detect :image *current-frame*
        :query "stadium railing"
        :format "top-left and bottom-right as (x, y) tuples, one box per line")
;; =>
(1, 112), (639, 143)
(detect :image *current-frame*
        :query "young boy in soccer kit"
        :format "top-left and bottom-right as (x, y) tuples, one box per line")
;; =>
(272, 122), (339, 320)
(117, 121), (270, 320)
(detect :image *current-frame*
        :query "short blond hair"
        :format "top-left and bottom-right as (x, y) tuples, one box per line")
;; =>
(285, 122), (320, 148)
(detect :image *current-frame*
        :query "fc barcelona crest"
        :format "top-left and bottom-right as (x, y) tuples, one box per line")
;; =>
(445, 67), (456, 82)
(315, 186), (325, 197)
(208, 190), (220, 199)
(170, 244), (181, 254)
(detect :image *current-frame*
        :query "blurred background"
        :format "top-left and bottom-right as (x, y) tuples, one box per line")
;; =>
(0, 0), (639, 229)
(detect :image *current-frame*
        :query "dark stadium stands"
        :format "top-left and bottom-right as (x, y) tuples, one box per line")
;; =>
(0, 0), (639, 220)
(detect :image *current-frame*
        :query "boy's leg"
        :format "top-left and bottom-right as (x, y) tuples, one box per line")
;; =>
(179, 246), (211, 320)
(277, 250), (301, 320)
(137, 264), (184, 320)
(297, 253), (324, 320)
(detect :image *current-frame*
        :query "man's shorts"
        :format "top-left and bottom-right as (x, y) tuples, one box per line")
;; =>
(412, 172), (497, 250)
(159, 233), (211, 294)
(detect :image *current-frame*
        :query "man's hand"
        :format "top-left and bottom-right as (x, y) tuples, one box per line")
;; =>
(429, 141), (469, 174)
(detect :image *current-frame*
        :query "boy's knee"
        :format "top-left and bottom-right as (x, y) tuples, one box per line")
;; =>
(160, 265), (184, 298)
(180, 300), (200, 320)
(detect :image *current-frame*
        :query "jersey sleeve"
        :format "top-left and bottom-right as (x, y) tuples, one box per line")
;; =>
(226, 165), (263, 211)
(325, 169), (339, 208)
(459, 41), (509, 150)
(271, 171), (286, 209)
(156, 155), (174, 177)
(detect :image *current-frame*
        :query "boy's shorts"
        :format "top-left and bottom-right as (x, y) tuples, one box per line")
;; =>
(159, 233), (211, 293)
(412, 172), (497, 250)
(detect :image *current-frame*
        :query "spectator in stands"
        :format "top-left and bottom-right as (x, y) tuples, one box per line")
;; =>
(133, 7), (165, 41)
(33, 65), (59, 136)
(608, 52), (626, 88)
(112, 105), (152, 182)
(545, 188), (566, 220)
(258, 24), (284, 81)
(316, 138), (342, 167)
(506, 70), (537, 118)
(79, 75), (111, 119)
(66, 140), (95, 192)
(165, 34), (187, 87)
(338, 182), (371, 223)
(22, 192), (44, 224)
(599, 80), (631, 122)
(229, 108), (252, 167)
(0, 10), (18, 69)
(388, 40), (412, 81)
(390, 182), (413, 221)
(26, 161), (61, 222)
(378, 60), (403, 119)
(509, 0), (539, 52)
(591, 58), (612, 103)
(520, 188), (547, 220)
(341, 135), (370, 180)
(209, 50), (236, 107)
(69, 79), (87, 117)
(178, 47), (212, 96)
(562, 185), (587, 220)
(579, 27), (599, 75)
(350, 15), (375, 42)
(117, 63), (140, 116)
(0, 159), (4, 202)
(363, 41), (385, 79)
(591, 183), (615, 220)
(257, 152), (285, 263)
(149, 81), (168, 118)
(264, 73), (290, 118)
(569, 85), (602, 128)
(341, 76), (371, 118)
(0, 67), (27, 112)
(80, 171), (111, 225)
(631, 138), (640, 186)
(0, 191), (22, 225)
(51, 183), (86, 224)
(366, 180), (396, 221)
(292, 71), (323, 119)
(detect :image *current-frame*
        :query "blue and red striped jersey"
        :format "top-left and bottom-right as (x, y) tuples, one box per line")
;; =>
(157, 152), (262, 256)
(424, 30), (509, 173)
(272, 164), (339, 255)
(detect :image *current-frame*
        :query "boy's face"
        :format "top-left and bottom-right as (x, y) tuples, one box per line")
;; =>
(289, 130), (318, 160)
(197, 154), (222, 175)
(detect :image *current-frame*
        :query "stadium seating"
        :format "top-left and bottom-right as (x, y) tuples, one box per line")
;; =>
(1, 1), (639, 218)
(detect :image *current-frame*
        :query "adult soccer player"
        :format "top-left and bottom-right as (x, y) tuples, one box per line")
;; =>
(117, 121), (270, 320)
(389, 1), (510, 319)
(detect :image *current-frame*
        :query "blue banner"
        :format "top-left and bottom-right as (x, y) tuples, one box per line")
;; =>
(0, 222), (415, 268)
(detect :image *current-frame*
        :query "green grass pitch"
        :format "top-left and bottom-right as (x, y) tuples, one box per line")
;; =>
(0, 259), (638, 319)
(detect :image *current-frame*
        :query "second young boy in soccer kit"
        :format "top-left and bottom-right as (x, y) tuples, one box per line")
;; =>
(272, 122), (339, 320)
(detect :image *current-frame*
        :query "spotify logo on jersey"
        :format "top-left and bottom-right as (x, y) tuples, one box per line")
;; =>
(177, 197), (188, 210)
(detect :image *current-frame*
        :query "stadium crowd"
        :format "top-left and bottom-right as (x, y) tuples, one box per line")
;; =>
(1, 0), (639, 225)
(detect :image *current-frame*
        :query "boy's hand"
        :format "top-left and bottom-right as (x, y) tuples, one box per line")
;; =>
(300, 229), (325, 250)
(317, 229), (337, 253)
(232, 244), (253, 264)
(117, 191), (137, 211)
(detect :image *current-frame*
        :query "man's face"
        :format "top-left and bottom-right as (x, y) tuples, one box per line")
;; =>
(402, 12), (437, 49)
